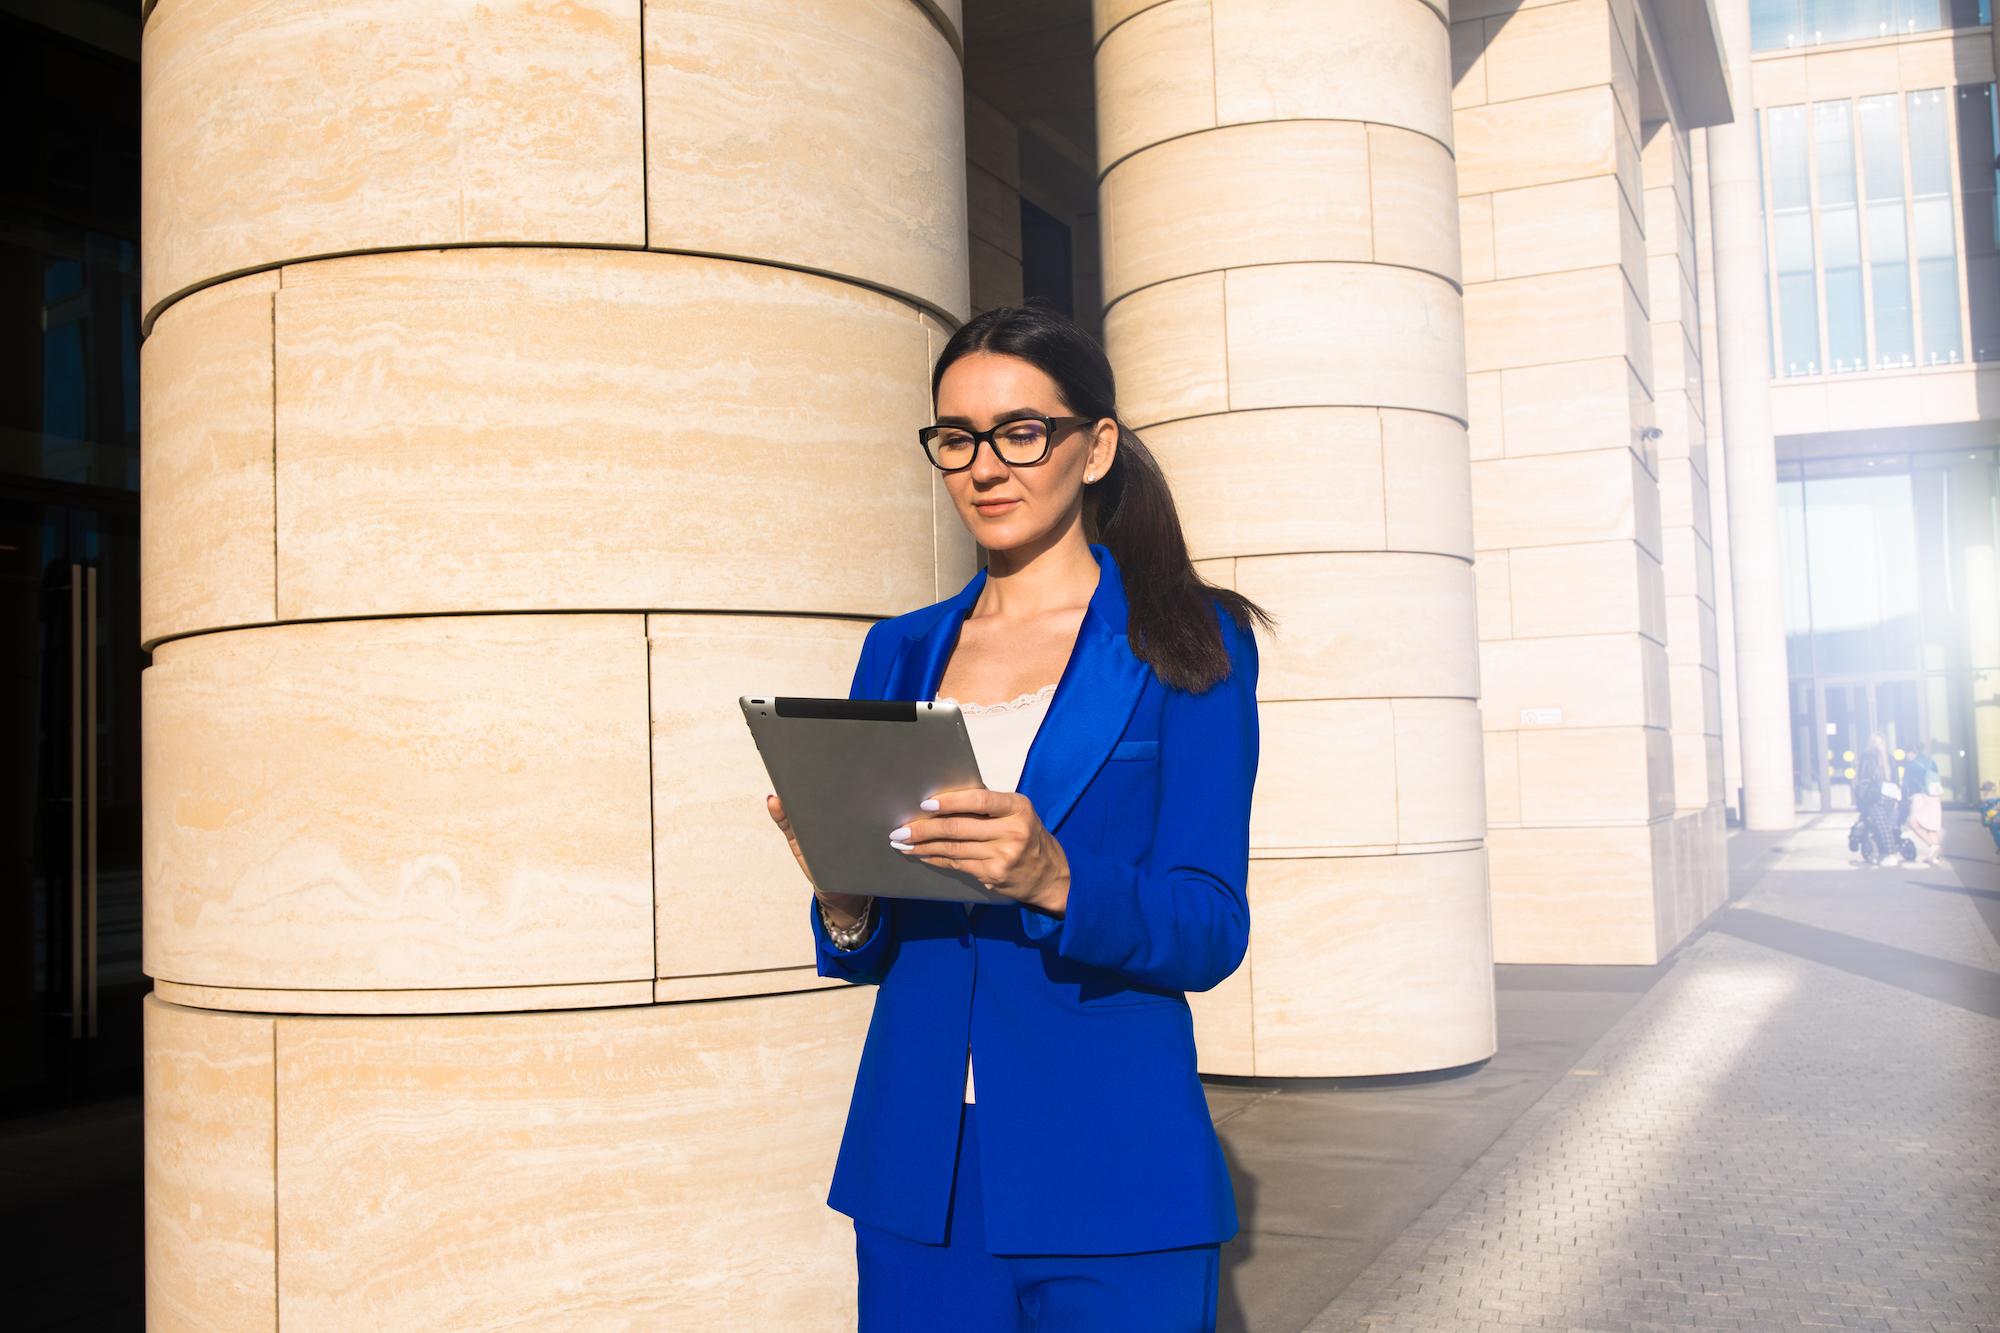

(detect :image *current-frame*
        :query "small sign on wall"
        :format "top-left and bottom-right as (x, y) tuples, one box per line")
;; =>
(1519, 707), (1563, 726)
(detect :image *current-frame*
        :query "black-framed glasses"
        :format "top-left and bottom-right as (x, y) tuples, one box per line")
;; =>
(917, 412), (1095, 472)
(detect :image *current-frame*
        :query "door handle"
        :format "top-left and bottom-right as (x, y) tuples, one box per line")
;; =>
(86, 563), (99, 1040)
(69, 563), (82, 1039)
(67, 562), (102, 1041)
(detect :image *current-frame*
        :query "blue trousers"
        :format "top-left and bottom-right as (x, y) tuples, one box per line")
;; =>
(853, 1103), (1221, 1332)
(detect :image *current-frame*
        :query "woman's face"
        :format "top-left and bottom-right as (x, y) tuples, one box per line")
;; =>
(931, 351), (1116, 557)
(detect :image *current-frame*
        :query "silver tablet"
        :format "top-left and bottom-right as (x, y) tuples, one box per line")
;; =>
(741, 695), (1013, 906)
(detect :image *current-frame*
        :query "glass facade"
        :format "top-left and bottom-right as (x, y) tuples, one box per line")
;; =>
(1769, 104), (1821, 374)
(1780, 449), (2000, 810)
(1958, 82), (1999, 361)
(1752, 0), (1991, 50)
(1764, 82), (1998, 375)
(0, 25), (140, 491)
(1907, 87), (1963, 363)
(1858, 94), (1914, 367)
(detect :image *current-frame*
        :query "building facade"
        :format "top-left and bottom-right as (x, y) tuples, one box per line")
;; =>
(0, 0), (1989, 1325)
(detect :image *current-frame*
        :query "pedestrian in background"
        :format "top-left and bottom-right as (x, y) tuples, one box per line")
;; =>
(1854, 735), (1902, 867)
(1903, 775), (1944, 868)
(1981, 781), (2000, 854)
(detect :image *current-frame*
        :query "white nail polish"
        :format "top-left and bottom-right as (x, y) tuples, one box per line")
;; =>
(891, 841), (913, 852)
(920, 799), (939, 811)
(889, 826), (911, 841)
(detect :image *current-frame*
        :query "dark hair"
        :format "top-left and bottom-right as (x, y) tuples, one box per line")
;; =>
(930, 300), (1276, 694)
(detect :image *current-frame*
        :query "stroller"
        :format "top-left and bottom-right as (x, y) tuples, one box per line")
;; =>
(1848, 815), (1916, 864)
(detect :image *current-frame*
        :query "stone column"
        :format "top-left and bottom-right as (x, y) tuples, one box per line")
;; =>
(1706, 0), (1796, 830)
(1693, 126), (1747, 825)
(1642, 115), (1730, 934)
(139, 1), (970, 1327)
(1094, 0), (1493, 1076)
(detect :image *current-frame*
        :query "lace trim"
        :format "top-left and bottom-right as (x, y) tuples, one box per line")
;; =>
(936, 682), (1058, 715)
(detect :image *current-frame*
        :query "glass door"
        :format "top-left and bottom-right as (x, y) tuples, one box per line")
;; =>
(0, 486), (144, 1110)
(1810, 674), (1932, 811)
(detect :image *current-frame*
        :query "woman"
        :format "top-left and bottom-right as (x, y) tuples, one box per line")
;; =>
(1855, 734), (1902, 867)
(765, 301), (1273, 1331)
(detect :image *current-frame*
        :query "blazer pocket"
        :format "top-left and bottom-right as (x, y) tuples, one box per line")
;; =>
(1109, 738), (1158, 761)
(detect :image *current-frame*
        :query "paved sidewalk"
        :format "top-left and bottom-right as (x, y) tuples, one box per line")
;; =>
(1287, 813), (2000, 1333)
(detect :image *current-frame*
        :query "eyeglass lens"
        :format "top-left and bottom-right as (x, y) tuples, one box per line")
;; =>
(925, 420), (1050, 468)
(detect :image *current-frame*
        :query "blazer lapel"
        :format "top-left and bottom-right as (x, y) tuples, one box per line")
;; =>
(882, 543), (1150, 836)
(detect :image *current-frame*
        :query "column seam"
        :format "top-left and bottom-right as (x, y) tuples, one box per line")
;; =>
(269, 293), (279, 623)
(1097, 117), (1453, 186)
(638, 0), (650, 246)
(1105, 257), (1464, 318)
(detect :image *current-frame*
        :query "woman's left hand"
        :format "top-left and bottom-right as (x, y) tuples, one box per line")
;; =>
(889, 786), (1070, 916)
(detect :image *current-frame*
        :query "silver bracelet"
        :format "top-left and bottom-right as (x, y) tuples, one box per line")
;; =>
(819, 896), (873, 950)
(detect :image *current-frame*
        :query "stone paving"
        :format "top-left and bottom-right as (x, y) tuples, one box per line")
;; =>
(1304, 814), (2000, 1333)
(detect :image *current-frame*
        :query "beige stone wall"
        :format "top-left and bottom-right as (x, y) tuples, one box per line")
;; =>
(140, 0), (972, 1325)
(1454, 0), (1725, 963)
(1642, 109), (1732, 951)
(1095, 0), (1496, 1077)
(1692, 125), (1746, 823)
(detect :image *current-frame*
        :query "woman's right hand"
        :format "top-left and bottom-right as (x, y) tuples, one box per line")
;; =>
(767, 794), (871, 928)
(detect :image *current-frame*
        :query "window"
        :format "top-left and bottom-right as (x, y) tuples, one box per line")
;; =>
(1753, 0), (1991, 48)
(1769, 105), (1821, 374)
(1907, 88), (1963, 363)
(1858, 94), (1914, 366)
(1955, 82), (1999, 360)
(1815, 100), (1867, 370)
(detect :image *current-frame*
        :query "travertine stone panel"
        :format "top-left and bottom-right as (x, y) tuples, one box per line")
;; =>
(1253, 700), (1399, 850)
(274, 988), (874, 1331)
(1102, 121), (1373, 299)
(1211, 0), (1454, 148)
(1480, 0), (1616, 102)
(1394, 698), (1489, 844)
(1455, 86), (1622, 197)
(1383, 409), (1476, 560)
(1226, 265), (1470, 421)
(144, 998), (275, 1333)
(153, 979), (655, 1016)
(1460, 192), (1497, 284)
(1491, 175), (1630, 280)
(268, 249), (936, 629)
(1496, 356), (1641, 458)
(139, 275), (277, 651)
(1484, 728), (1522, 824)
(1368, 123), (1465, 283)
(1475, 550), (1512, 638)
(1507, 542), (1657, 639)
(1515, 725), (1670, 824)
(649, 613), (869, 978)
(1102, 273), (1230, 426)
(1480, 633), (1655, 730)
(1236, 553), (1480, 703)
(1145, 408), (1387, 561)
(1096, 0), (1217, 169)
(1249, 850), (1495, 1076)
(140, 0), (644, 319)
(143, 615), (654, 997)
(644, 0), (969, 320)
(1487, 824), (1658, 963)
(1464, 266), (1642, 376)
(1472, 449), (1660, 558)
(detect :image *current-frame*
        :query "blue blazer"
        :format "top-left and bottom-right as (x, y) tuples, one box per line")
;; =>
(808, 541), (1261, 1255)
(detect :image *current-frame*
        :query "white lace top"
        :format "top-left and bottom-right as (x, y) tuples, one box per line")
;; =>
(933, 681), (1058, 1103)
